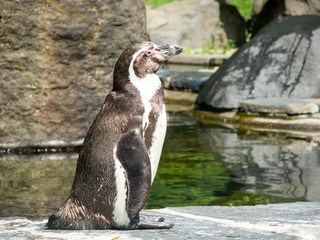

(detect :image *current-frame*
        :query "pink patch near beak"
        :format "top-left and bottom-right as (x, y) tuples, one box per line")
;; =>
(151, 44), (169, 61)
(153, 52), (169, 62)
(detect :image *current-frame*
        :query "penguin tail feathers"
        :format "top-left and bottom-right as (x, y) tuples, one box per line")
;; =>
(46, 198), (111, 230)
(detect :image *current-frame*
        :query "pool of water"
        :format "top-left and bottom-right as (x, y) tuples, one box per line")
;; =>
(1, 112), (320, 220)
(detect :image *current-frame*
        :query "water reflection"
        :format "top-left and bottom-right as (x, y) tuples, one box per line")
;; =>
(0, 154), (78, 219)
(198, 125), (320, 202)
(0, 112), (319, 220)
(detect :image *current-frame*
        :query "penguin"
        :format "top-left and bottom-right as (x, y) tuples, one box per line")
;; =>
(47, 42), (183, 230)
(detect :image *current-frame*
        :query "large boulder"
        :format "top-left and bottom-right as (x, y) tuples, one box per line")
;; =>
(147, 0), (246, 49)
(196, 15), (320, 111)
(0, 1), (148, 145)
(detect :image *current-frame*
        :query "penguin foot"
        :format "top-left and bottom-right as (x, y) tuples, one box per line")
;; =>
(139, 214), (165, 222)
(129, 213), (173, 229)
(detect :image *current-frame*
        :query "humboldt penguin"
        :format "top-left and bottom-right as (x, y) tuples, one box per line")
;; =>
(47, 42), (183, 230)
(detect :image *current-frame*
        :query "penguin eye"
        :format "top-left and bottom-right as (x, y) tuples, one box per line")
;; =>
(145, 50), (153, 57)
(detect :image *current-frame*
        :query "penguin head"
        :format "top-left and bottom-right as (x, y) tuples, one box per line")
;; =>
(113, 42), (183, 91)
(129, 42), (183, 77)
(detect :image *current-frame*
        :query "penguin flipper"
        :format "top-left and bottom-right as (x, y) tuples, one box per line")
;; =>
(116, 128), (152, 218)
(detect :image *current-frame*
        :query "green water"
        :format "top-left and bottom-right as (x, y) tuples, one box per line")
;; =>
(147, 114), (267, 209)
(147, 122), (238, 209)
(0, 112), (319, 220)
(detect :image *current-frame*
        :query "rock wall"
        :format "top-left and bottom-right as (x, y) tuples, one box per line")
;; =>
(0, 0), (148, 145)
(250, 0), (320, 36)
(147, 0), (246, 49)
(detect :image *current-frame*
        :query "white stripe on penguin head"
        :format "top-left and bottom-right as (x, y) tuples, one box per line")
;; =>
(128, 46), (162, 134)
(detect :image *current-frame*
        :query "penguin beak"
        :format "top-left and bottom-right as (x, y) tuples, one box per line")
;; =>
(153, 44), (183, 62)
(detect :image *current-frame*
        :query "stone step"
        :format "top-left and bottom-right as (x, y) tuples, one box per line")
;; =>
(1, 202), (320, 239)
(239, 98), (320, 116)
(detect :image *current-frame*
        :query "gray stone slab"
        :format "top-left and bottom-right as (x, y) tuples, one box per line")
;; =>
(239, 98), (319, 115)
(305, 98), (320, 108)
(1, 202), (320, 240)
(166, 53), (228, 66)
(166, 202), (320, 226)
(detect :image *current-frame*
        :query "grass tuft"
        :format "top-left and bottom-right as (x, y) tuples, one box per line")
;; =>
(227, 0), (254, 19)
(146, 0), (183, 6)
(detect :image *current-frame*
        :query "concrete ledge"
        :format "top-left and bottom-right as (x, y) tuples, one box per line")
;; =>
(1, 202), (319, 240)
(240, 98), (319, 116)
(167, 53), (228, 66)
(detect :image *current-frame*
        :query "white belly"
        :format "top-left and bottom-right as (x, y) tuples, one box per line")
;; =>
(128, 47), (167, 184)
(112, 146), (131, 227)
(148, 105), (167, 183)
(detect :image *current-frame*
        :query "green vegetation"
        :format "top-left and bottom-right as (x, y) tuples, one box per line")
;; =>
(227, 0), (254, 19)
(200, 40), (236, 54)
(146, 0), (182, 6)
(183, 39), (238, 55)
